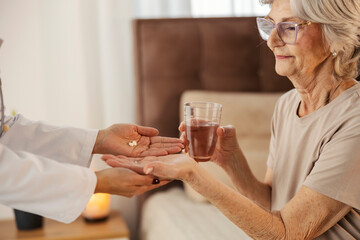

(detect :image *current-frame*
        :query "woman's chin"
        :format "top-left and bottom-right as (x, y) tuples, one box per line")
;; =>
(275, 65), (293, 77)
(275, 69), (288, 77)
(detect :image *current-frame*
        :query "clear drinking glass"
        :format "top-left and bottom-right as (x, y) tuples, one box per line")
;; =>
(184, 102), (222, 162)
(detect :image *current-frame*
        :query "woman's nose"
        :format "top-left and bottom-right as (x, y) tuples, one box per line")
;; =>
(267, 28), (285, 51)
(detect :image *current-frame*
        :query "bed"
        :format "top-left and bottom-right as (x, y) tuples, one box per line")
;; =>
(140, 188), (252, 240)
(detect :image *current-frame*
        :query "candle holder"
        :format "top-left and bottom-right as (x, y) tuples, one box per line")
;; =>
(13, 209), (43, 230)
(82, 193), (111, 222)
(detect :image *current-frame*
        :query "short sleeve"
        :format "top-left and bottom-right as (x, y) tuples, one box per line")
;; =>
(267, 117), (276, 169)
(267, 97), (281, 169)
(304, 121), (360, 210)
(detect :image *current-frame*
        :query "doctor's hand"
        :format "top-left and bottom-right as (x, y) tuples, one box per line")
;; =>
(92, 124), (184, 157)
(94, 167), (170, 197)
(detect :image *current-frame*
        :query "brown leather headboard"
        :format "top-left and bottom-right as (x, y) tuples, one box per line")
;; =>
(133, 17), (293, 137)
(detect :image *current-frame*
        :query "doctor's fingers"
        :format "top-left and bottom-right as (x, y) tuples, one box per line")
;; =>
(102, 154), (129, 162)
(150, 141), (184, 148)
(133, 180), (171, 195)
(136, 125), (159, 137)
(130, 174), (160, 186)
(139, 148), (177, 157)
(149, 142), (184, 152)
(102, 154), (145, 165)
(102, 154), (142, 165)
(150, 136), (183, 144)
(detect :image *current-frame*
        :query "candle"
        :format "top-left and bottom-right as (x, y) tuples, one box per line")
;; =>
(82, 193), (111, 222)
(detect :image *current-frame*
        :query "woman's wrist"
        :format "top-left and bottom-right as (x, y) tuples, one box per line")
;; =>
(221, 148), (242, 175)
(183, 160), (202, 184)
(180, 158), (199, 182)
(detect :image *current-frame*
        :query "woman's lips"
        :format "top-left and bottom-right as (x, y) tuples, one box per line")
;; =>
(276, 55), (292, 60)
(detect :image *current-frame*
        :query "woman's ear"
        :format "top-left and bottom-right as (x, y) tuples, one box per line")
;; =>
(329, 41), (342, 57)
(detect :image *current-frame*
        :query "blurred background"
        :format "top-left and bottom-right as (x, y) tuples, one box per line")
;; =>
(0, 0), (269, 239)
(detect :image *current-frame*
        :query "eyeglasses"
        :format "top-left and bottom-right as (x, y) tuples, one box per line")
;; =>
(256, 17), (311, 44)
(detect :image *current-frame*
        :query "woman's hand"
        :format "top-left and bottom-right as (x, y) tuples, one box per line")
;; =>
(94, 167), (169, 197)
(101, 154), (154, 174)
(102, 153), (197, 182)
(179, 122), (242, 169)
(93, 124), (184, 157)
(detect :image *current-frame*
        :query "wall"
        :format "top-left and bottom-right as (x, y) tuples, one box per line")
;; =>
(0, 0), (138, 238)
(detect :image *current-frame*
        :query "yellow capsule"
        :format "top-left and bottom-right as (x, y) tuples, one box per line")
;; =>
(3, 124), (9, 132)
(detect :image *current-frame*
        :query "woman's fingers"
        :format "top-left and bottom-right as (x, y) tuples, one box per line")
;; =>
(217, 125), (237, 143)
(218, 125), (236, 138)
(102, 155), (147, 174)
(143, 162), (177, 180)
(217, 126), (225, 137)
(180, 132), (186, 143)
(106, 159), (145, 174)
(178, 121), (185, 132)
(179, 128), (187, 153)
(217, 125), (240, 151)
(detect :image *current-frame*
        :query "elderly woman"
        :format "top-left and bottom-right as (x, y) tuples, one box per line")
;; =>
(103, 0), (360, 239)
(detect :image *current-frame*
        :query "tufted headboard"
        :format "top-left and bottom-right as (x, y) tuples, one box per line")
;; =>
(133, 17), (293, 138)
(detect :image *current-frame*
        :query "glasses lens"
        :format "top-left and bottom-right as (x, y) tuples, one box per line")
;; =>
(256, 18), (273, 41)
(278, 23), (297, 44)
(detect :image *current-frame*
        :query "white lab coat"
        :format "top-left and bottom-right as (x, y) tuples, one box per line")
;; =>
(0, 114), (98, 223)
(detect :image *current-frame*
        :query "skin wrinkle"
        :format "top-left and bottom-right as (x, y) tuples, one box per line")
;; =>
(291, 0), (360, 80)
(266, 1), (357, 116)
(224, 146), (272, 210)
(188, 162), (288, 240)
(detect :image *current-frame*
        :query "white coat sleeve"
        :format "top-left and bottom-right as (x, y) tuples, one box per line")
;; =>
(0, 114), (98, 167)
(0, 143), (97, 223)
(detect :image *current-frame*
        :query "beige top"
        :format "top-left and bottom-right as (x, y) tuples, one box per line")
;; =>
(268, 84), (360, 239)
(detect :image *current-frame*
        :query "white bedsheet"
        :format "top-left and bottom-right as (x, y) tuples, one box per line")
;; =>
(140, 188), (253, 240)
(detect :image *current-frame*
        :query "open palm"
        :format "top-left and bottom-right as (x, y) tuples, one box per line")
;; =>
(94, 124), (183, 157)
(102, 153), (195, 181)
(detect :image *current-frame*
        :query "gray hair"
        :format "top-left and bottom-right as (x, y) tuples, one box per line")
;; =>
(260, 0), (360, 79)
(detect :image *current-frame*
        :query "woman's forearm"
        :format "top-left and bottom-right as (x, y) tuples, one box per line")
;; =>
(186, 165), (285, 240)
(222, 149), (272, 210)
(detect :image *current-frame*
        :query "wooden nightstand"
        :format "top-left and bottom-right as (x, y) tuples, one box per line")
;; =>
(0, 211), (129, 240)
